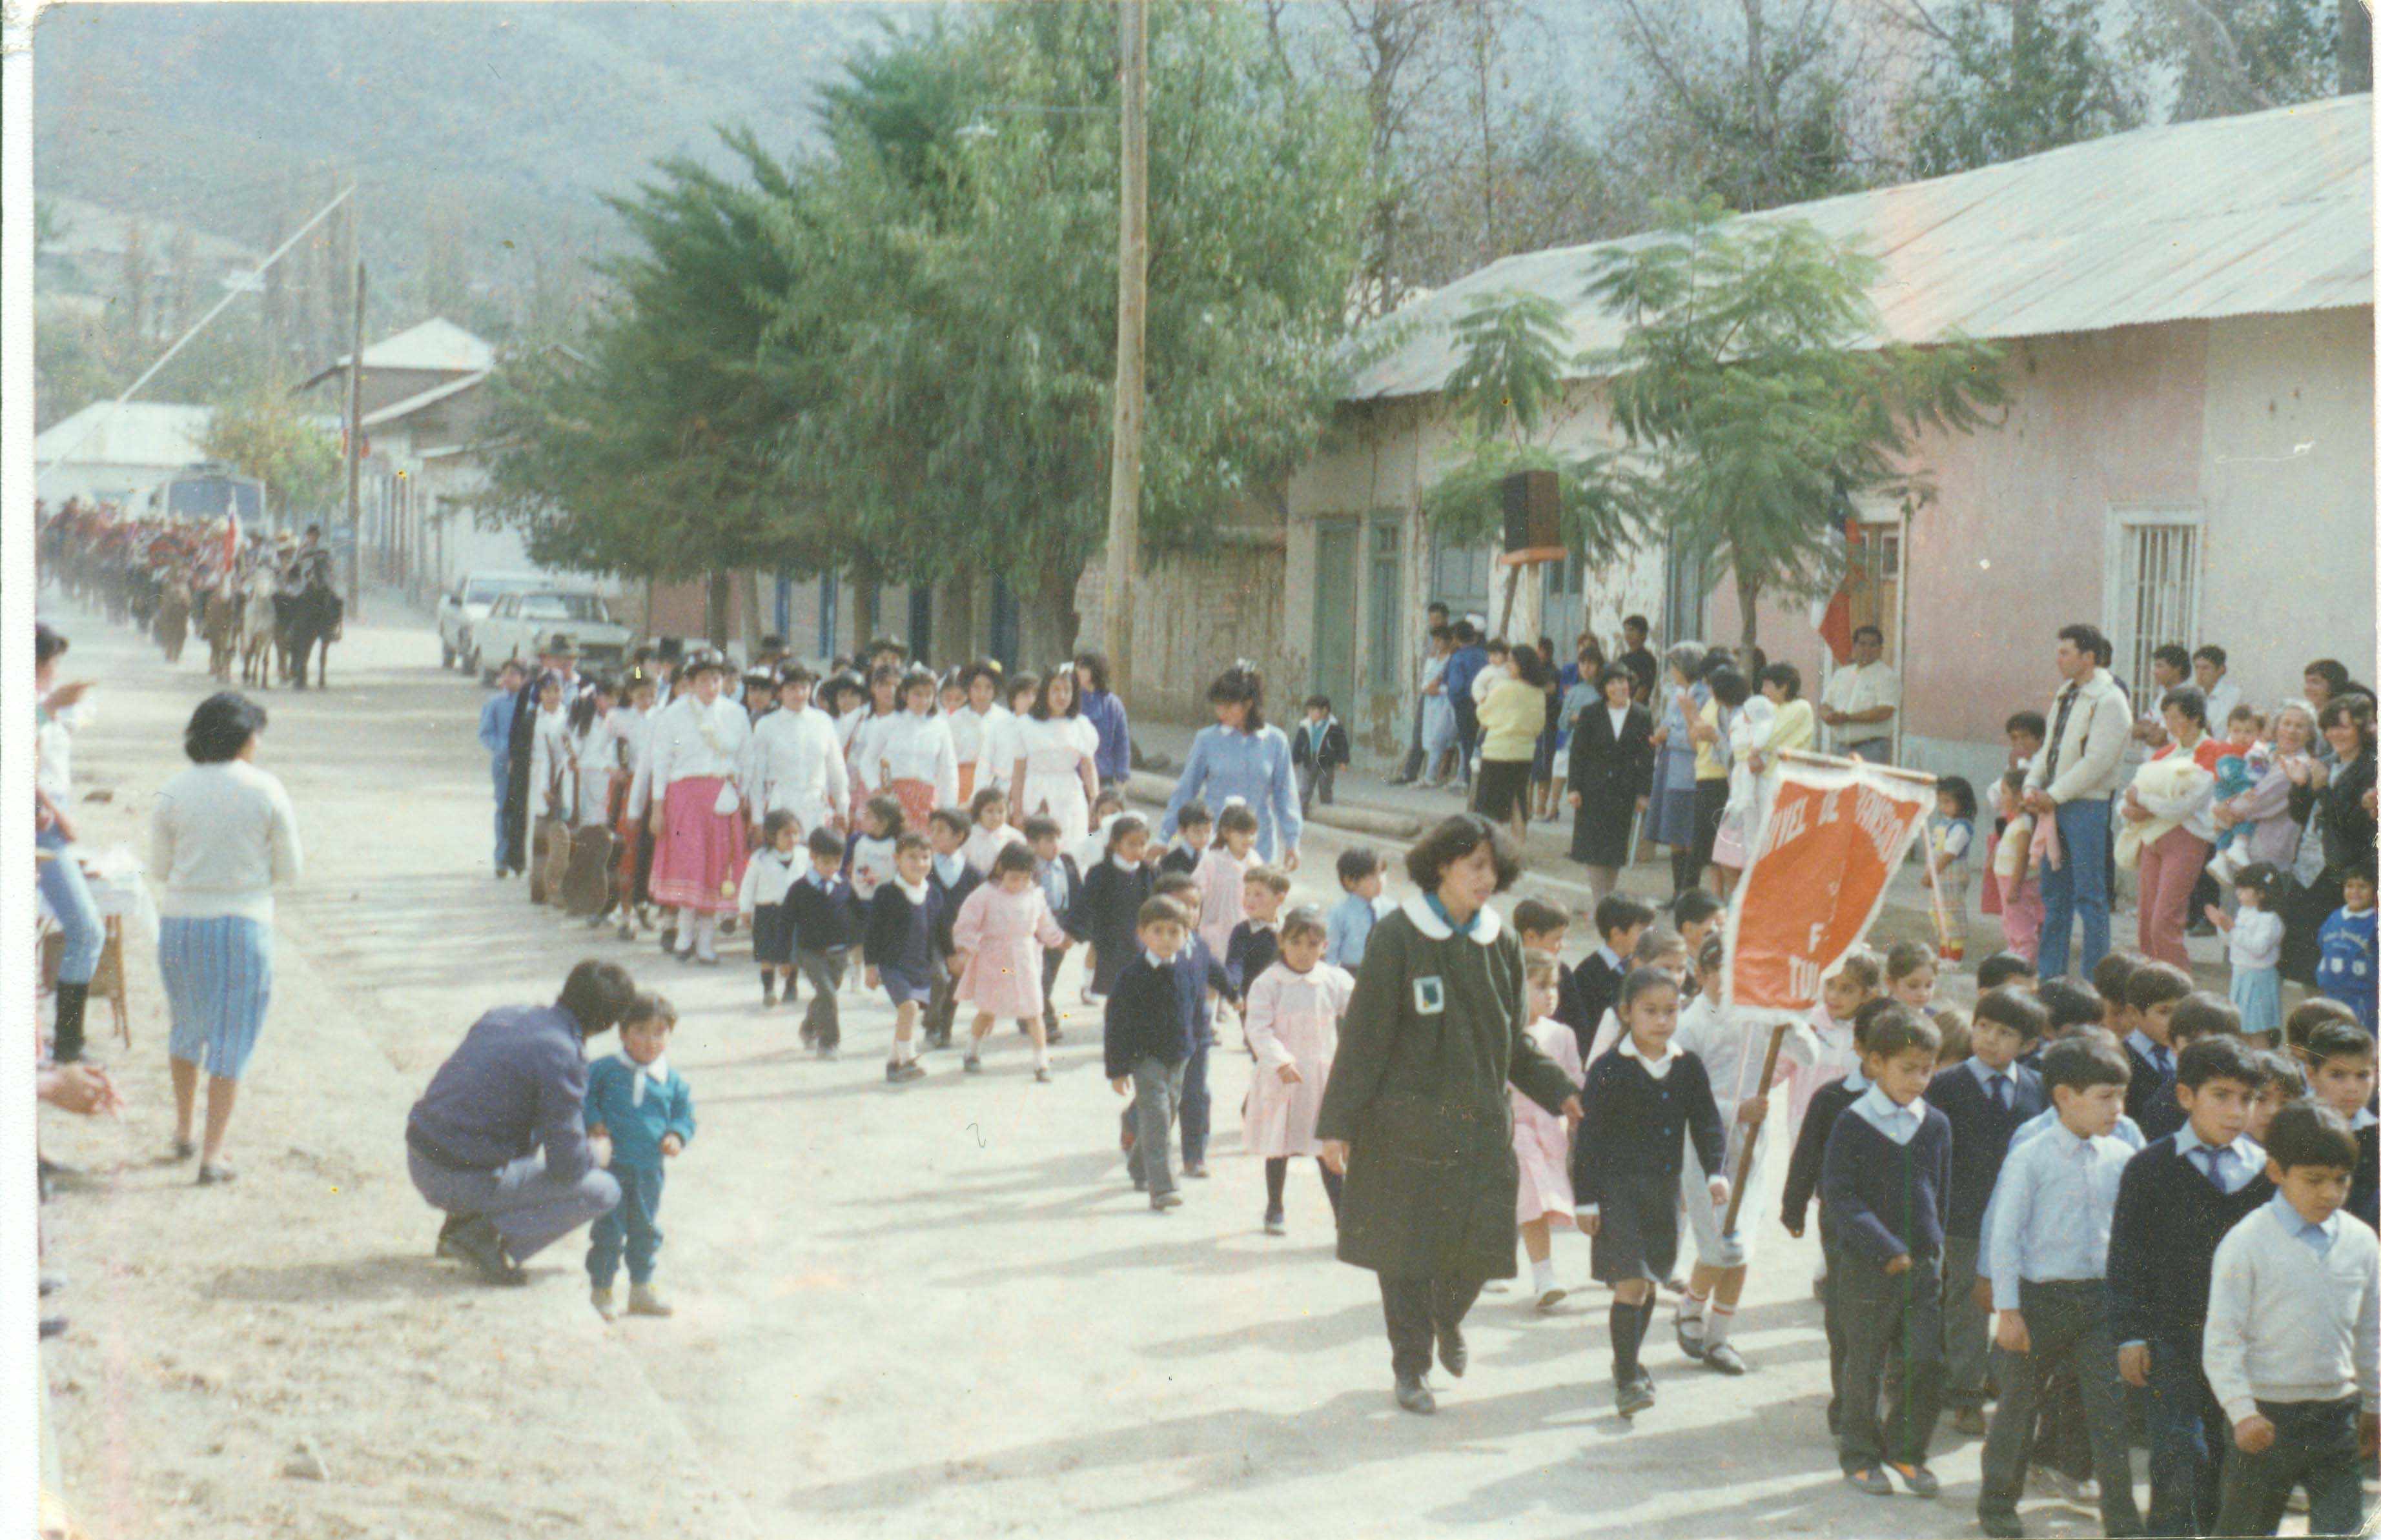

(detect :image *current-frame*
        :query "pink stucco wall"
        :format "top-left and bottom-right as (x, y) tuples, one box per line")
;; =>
(1712, 322), (2211, 744)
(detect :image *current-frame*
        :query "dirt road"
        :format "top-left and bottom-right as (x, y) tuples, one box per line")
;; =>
(37, 595), (2109, 1539)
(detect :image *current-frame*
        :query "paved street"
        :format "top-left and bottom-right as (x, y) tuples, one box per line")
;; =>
(42, 596), (2148, 1540)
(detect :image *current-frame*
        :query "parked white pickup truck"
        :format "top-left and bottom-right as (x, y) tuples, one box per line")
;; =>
(436, 572), (548, 671)
(470, 590), (633, 680)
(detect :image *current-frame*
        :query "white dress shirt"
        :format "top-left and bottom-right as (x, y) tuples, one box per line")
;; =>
(1823, 662), (1901, 745)
(1847, 1083), (1926, 1144)
(1985, 1119), (2131, 1311)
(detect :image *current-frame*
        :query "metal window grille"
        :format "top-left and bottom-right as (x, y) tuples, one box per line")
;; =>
(2114, 522), (2198, 694)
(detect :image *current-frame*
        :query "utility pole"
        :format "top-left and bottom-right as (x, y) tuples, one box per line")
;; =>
(1101, 0), (1148, 700)
(344, 255), (367, 621)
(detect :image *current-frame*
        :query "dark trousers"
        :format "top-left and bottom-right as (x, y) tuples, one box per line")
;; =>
(1121, 1057), (1184, 1197)
(586, 1162), (665, 1288)
(2214, 1397), (2367, 1538)
(925, 956), (959, 1045)
(1296, 762), (1336, 816)
(1398, 696), (1426, 780)
(2032, 1367), (2095, 1479)
(1452, 703), (1478, 786)
(796, 947), (847, 1048)
(2145, 1337), (2229, 1537)
(1837, 1249), (1945, 1471)
(1978, 1281), (2141, 1534)
(1820, 1225), (1850, 1434)
(1378, 1275), (1484, 1381)
(1179, 1039), (1212, 1164)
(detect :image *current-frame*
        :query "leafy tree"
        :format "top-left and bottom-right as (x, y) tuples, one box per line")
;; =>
(769, 0), (1371, 655)
(1574, 197), (2005, 649)
(1897, 0), (2143, 178)
(1421, 290), (1639, 571)
(202, 380), (343, 522)
(2125, 0), (2340, 121)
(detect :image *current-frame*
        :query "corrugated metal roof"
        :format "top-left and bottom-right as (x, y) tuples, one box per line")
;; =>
(34, 402), (212, 469)
(1348, 94), (2373, 402)
(305, 317), (496, 389)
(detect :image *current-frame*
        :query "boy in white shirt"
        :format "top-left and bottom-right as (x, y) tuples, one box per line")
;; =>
(2203, 1102), (2380, 1538)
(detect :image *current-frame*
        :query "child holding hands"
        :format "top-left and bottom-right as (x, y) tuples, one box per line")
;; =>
(1242, 906), (1350, 1236)
(584, 995), (695, 1321)
(950, 843), (1072, 1081)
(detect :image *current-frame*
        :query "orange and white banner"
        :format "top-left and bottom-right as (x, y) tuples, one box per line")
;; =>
(1722, 753), (1933, 1015)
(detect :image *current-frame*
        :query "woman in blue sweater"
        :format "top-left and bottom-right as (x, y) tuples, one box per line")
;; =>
(1160, 664), (1302, 871)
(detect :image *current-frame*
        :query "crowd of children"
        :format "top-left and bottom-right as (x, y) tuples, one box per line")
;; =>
(480, 633), (2380, 1539)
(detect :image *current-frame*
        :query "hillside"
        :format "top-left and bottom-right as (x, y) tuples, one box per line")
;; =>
(31, 1), (910, 287)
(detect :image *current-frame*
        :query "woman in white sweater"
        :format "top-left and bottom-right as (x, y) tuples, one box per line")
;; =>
(152, 692), (303, 1184)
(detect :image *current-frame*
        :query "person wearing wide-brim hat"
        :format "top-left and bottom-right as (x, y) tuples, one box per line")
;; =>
(502, 638), (591, 876)
(641, 649), (753, 964)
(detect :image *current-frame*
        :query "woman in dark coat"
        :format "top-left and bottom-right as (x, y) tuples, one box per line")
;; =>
(1566, 663), (1655, 895)
(2284, 694), (2377, 985)
(1316, 815), (1584, 1415)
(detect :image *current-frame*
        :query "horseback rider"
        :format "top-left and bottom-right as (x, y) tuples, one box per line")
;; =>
(286, 525), (335, 596)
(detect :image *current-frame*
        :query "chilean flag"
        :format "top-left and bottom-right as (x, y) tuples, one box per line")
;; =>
(221, 512), (240, 572)
(1808, 500), (1859, 665)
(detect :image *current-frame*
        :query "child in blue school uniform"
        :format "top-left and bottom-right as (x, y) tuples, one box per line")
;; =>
(865, 831), (944, 1084)
(1324, 845), (1389, 969)
(2315, 860), (2378, 1037)
(585, 993), (696, 1321)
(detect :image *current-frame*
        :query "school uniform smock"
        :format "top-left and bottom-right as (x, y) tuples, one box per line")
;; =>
(2317, 904), (2377, 1035)
(970, 705), (1019, 796)
(1316, 896), (1578, 1282)
(1511, 1016), (1585, 1221)
(962, 821), (1025, 878)
(1193, 845), (1249, 963)
(1244, 960), (1353, 1159)
(743, 704), (848, 835)
(1161, 724), (1302, 864)
(1012, 713), (1102, 846)
(644, 694), (753, 914)
(952, 881), (1068, 1018)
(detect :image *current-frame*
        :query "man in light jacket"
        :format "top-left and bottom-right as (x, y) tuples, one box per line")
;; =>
(2021, 623), (2134, 980)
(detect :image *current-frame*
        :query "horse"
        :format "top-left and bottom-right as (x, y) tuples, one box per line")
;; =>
(155, 577), (191, 665)
(201, 586), (243, 684)
(240, 571), (280, 687)
(274, 584), (342, 690)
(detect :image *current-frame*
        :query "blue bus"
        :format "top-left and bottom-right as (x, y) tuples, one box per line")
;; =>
(148, 467), (267, 527)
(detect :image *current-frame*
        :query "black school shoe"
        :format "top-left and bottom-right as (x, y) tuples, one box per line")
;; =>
(446, 1217), (527, 1287)
(1615, 1373), (1655, 1417)
(1395, 1375), (1436, 1414)
(1436, 1321), (1467, 1378)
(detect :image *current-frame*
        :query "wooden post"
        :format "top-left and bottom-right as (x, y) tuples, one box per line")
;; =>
(1101, 0), (1149, 704)
(343, 256), (366, 621)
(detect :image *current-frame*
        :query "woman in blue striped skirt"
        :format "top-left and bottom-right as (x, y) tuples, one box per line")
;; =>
(152, 693), (303, 1184)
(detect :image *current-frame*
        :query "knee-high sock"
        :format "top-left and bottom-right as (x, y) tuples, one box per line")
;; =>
(1264, 1157), (1287, 1210)
(1705, 1299), (1737, 1348)
(1611, 1298), (1646, 1381)
(1318, 1161), (1344, 1218)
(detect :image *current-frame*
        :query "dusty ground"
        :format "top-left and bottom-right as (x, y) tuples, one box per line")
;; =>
(37, 591), (2190, 1540)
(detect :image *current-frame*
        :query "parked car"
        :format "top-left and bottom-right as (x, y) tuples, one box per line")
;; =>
(471, 591), (634, 680)
(437, 572), (549, 671)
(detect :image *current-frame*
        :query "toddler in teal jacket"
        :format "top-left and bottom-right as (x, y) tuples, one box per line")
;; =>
(585, 995), (695, 1318)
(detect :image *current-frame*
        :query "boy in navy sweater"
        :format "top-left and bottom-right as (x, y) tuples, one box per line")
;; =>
(1932, 986), (2049, 1435)
(2122, 960), (2192, 1140)
(1105, 895), (1200, 1210)
(1819, 1003), (1952, 1498)
(1158, 803), (1209, 877)
(924, 808), (983, 1051)
(1975, 1031), (2142, 1539)
(863, 833), (944, 1084)
(2303, 1019), (2377, 1230)
(1783, 997), (1891, 1439)
(1155, 871), (1232, 1176)
(1558, 892), (1654, 1060)
(786, 827), (859, 1058)
(2109, 1035), (2274, 1538)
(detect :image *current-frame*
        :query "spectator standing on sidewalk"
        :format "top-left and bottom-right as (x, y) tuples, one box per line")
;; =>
(1442, 623), (1490, 794)
(1074, 652), (1132, 793)
(1391, 601), (1452, 785)
(34, 623), (103, 1065)
(1819, 625), (1900, 764)
(2021, 623), (2134, 981)
(478, 660), (527, 878)
(1616, 614), (1659, 705)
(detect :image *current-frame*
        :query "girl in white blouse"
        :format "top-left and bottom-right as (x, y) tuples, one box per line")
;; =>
(1010, 670), (1101, 847)
(870, 671), (960, 830)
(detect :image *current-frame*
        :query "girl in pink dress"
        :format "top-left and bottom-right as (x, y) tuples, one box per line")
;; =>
(951, 843), (1072, 1081)
(1243, 907), (1351, 1236)
(1194, 802), (1259, 977)
(1513, 952), (1586, 1311)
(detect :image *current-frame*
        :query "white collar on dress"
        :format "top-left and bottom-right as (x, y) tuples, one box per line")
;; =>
(1399, 892), (1504, 946)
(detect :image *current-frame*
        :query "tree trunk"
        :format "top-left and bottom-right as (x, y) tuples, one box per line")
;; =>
(739, 568), (764, 660)
(704, 570), (731, 650)
(2343, 0), (2372, 94)
(1019, 567), (1080, 670)
(1735, 566), (1762, 653)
